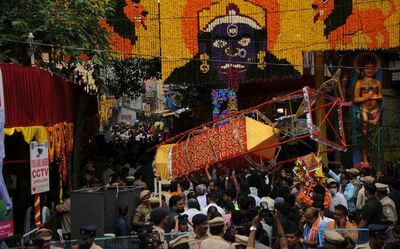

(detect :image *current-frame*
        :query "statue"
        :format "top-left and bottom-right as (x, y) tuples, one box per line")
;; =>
(353, 54), (382, 164)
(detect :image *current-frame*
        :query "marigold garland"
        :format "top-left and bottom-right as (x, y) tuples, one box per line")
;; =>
(97, 0), (399, 83)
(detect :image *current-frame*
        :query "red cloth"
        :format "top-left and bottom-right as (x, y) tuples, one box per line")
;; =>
(1, 64), (97, 128)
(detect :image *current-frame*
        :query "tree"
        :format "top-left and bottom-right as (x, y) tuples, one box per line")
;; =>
(0, 0), (161, 95)
(0, 1), (162, 189)
(0, 0), (112, 78)
(93, 57), (161, 99)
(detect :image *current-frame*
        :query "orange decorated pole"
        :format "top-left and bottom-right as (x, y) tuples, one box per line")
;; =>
(34, 194), (41, 227)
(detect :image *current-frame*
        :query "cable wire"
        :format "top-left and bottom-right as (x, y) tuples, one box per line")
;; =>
(1, 37), (399, 71)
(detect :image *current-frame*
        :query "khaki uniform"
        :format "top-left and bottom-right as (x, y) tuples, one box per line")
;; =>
(133, 203), (151, 230)
(381, 196), (398, 225)
(356, 187), (366, 210)
(153, 225), (169, 249)
(133, 180), (148, 189)
(187, 231), (210, 249)
(200, 235), (233, 249)
(352, 179), (362, 194)
(90, 242), (103, 249)
(55, 198), (71, 235)
(144, 212), (151, 223)
(355, 242), (371, 249)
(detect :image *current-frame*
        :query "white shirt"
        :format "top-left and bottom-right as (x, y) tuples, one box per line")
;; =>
(183, 208), (202, 230)
(102, 168), (115, 185)
(260, 197), (275, 210)
(256, 241), (272, 249)
(202, 203), (225, 216)
(249, 194), (261, 207)
(323, 216), (335, 225)
(197, 195), (207, 209)
(330, 192), (348, 212)
(261, 221), (273, 247)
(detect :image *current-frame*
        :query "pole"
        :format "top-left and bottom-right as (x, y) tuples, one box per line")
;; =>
(34, 194), (41, 227)
(154, 173), (158, 195)
(314, 51), (328, 164)
(27, 33), (35, 66)
(158, 180), (162, 206)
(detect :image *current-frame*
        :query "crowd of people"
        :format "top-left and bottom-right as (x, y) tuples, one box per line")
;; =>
(26, 160), (400, 249)
(127, 162), (400, 249)
(110, 120), (164, 145)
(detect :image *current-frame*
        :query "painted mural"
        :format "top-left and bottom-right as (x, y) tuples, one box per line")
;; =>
(102, 0), (400, 84)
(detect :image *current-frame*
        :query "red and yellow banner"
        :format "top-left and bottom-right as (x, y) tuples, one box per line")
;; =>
(155, 117), (280, 179)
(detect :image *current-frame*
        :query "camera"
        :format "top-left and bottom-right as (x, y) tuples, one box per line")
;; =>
(259, 201), (270, 216)
(138, 223), (160, 249)
(259, 202), (273, 226)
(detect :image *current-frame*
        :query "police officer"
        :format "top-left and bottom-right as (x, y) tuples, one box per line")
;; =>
(376, 183), (398, 226)
(356, 224), (388, 249)
(133, 190), (152, 232)
(36, 228), (53, 249)
(170, 234), (190, 249)
(24, 237), (45, 249)
(144, 196), (161, 222)
(232, 235), (249, 249)
(200, 217), (232, 249)
(80, 225), (103, 249)
(347, 169), (362, 194)
(150, 207), (169, 249)
(357, 176), (375, 213)
(324, 230), (345, 249)
(187, 213), (210, 249)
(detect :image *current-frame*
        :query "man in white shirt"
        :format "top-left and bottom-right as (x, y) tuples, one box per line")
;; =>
(182, 199), (202, 230)
(196, 184), (207, 209)
(327, 178), (348, 212)
(202, 192), (225, 216)
(249, 187), (261, 207)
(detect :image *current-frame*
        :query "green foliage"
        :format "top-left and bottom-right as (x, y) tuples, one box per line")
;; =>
(93, 57), (161, 99)
(0, 1), (161, 98)
(0, 0), (112, 73)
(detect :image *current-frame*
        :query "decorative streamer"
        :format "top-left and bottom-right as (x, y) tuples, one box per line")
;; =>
(34, 195), (41, 227)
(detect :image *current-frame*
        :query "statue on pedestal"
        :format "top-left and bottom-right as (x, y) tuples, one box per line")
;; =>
(353, 54), (382, 164)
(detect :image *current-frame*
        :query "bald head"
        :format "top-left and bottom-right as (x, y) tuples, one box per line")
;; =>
(304, 207), (319, 226)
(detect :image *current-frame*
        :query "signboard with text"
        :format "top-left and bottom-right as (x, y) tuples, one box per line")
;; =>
(30, 142), (50, 195)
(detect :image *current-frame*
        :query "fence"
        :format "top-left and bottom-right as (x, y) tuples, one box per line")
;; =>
(46, 229), (377, 249)
(52, 236), (141, 249)
(49, 233), (188, 249)
(331, 228), (369, 245)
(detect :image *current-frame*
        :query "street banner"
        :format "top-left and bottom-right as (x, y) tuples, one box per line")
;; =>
(0, 199), (13, 239)
(30, 142), (50, 195)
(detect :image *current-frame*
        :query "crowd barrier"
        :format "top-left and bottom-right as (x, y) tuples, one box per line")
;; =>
(47, 228), (388, 249)
(327, 228), (370, 245)
(51, 236), (141, 249)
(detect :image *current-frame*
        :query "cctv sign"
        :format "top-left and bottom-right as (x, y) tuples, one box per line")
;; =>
(30, 142), (50, 195)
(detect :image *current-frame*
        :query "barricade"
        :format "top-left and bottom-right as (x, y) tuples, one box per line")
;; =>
(52, 236), (141, 249)
(333, 228), (369, 245)
(48, 228), (380, 248)
(50, 233), (187, 249)
(164, 232), (189, 242)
